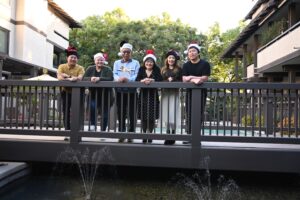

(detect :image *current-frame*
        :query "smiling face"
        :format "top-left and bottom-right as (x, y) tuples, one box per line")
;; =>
(94, 56), (106, 69)
(145, 58), (154, 70)
(187, 48), (199, 62)
(67, 55), (78, 67)
(167, 55), (176, 66)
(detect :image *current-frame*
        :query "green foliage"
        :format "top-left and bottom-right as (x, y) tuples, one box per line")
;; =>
(206, 22), (244, 82)
(69, 9), (202, 68)
(69, 8), (242, 83)
(261, 19), (288, 46)
(241, 114), (264, 127)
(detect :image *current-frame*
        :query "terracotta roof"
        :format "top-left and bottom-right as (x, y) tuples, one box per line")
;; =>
(47, 0), (82, 28)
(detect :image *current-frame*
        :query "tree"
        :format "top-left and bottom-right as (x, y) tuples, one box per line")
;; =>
(69, 9), (203, 68)
(206, 22), (244, 82)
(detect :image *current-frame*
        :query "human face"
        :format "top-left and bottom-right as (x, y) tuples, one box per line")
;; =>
(167, 55), (176, 66)
(188, 48), (199, 61)
(67, 55), (78, 67)
(145, 59), (154, 70)
(94, 56), (105, 68)
(121, 48), (132, 61)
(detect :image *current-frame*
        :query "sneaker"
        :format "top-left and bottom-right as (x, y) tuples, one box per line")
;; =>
(118, 138), (125, 143)
(182, 141), (191, 144)
(127, 139), (133, 143)
(142, 139), (147, 143)
(64, 137), (69, 141)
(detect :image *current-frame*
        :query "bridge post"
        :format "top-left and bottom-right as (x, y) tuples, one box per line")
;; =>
(70, 87), (84, 145)
(190, 88), (203, 168)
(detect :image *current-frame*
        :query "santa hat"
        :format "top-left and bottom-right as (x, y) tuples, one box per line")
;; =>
(65, 45), (78, 57)
(94, 52), (108, 65)
(94, 52), (104, 60)
(118, 40), (133, 57)
(166, 50), (180, 60)
(143, 49), (157, 62)
(184, 42), (201, 54)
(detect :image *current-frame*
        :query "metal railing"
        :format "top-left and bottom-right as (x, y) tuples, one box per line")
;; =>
(0, 81), (300, 145)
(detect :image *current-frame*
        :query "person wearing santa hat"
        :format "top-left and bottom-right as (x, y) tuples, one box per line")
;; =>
(136, 50), (163, 143)
(57, 45), (85, 131)
(83, 52), (114, 132)
(182, 42), (211, 144)
(113, 41), (140, 142)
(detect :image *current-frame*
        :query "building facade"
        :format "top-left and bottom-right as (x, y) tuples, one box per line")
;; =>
(0, 0), (81, 79)
(222, 0), (300, 83)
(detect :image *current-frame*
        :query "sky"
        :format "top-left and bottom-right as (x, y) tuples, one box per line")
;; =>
(55, 0), (257, 33)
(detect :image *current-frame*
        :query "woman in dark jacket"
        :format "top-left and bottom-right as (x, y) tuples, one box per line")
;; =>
(136, 50), (163, 143)
(83, 52), (114, 131)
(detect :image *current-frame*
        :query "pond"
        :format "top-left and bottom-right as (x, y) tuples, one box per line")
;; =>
(1, 163), (300, 200)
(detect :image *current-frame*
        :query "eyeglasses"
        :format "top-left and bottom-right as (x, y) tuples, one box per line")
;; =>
(123, 51), (131, 54)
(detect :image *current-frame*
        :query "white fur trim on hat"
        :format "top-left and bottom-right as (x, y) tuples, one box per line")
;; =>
(143, 54), (157, 63)
(120, 43), (133, 51)
(187, 43), (201, 52)
(94, 53), (105, 60)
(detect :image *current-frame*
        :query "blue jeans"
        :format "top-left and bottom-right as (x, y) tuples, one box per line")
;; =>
(90, 100), (109, 131)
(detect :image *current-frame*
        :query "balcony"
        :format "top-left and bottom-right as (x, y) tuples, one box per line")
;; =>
(257, 21), (300, 72)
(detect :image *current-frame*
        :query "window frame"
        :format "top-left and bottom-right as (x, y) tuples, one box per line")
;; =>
(0, 26), (9, 55)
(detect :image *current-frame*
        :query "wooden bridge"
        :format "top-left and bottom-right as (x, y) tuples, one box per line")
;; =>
(0, 80), (300, 173)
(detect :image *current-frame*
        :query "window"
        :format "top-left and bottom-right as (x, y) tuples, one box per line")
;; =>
(53, 46), (66, 68)
(0, 27), (9, 54)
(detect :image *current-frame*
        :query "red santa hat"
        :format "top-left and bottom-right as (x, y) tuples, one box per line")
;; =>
(65, 45), (78, 57)
(143, 49), (157, 63)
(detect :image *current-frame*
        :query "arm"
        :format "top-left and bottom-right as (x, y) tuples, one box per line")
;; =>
(113, 61), (120, 81)
(128, 61), (140, 82)
(57, 65), (70, 80)
(135, 67), (144, 82)
(100, 67), (114, 81)
(173, 68), (182, 82)
(82, 66), (93, 81)
(76, 66), (84, 81)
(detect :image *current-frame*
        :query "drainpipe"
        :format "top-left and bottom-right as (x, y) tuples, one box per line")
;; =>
(0, 59), (3, 79)
(234, 52), (239, 82)
(288, 3), (296, 27)
(242, 44), (248, 82)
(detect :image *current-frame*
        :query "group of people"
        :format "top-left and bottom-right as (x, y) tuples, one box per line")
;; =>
(57, 41), (211, 145)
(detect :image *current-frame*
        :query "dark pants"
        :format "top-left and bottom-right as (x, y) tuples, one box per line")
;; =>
(141, 120), (155, 133)
(185, 89), (207, 134)
(116, 92), (136, 132)
(90, 99), (109, 131)
(61, 91), (71, 130)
